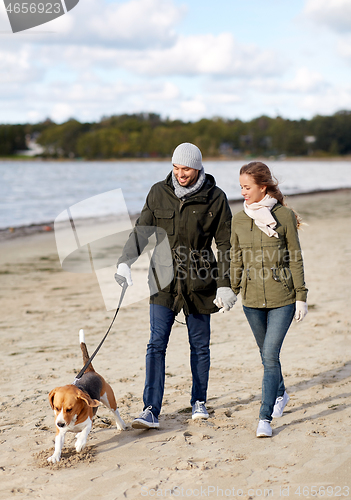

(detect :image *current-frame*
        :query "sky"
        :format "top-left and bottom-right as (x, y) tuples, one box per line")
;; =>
(1, 0), (351, 124)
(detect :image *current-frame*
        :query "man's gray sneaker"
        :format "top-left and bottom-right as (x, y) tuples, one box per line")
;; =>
(192, 400), (209, 420)
(132, 406), (159, 429)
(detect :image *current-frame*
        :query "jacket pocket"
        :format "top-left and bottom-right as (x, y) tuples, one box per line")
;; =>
(238, 243), (252, 300)
(271, 266), (294, 293)
(189, 250), (217, 292)
(261, 239), (283, 263)
(149, 250), (174, 294)
(191, 208), (214, 235)
(240, 267), (251, 299)
(279, 266), (294, 293)
(154, 209), (175, 236)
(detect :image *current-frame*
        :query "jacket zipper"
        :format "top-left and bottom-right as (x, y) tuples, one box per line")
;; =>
(260, 229), (267, 307)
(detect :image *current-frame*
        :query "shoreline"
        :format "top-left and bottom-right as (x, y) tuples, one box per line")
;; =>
(2, 155), (351, 162)
(1, 187), (350, 242)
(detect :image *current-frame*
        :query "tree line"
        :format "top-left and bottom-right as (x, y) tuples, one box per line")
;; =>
(1, 110), (351, 159)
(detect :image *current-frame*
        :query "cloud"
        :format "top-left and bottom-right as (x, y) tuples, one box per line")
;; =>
(117, 33), (284, 77)
(301, 1), (351, 67)
(0, 0), (283, 83)
(0, 0), (184, 47)
(206, 67), (326, 98)
(299, 86), (351, 116)
(85, 0), (185, 48)
(1, 31), (283, 82)
(303, 0), (351, 33)
(0, 72), (184, 123)
(50, 103), (75, 122)
(9, 0), (186, 48)
(180, 98), (207, 117)
(283, 67), (325, 93)
(0, 0), (349, 124)
(337, 35), (351, 63)
(0, 47), (40, 84)
(1, 70), (349, 124)
(144, 82), (180, 101)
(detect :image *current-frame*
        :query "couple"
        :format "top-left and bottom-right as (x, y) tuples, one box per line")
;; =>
(116, 143), (308, 438)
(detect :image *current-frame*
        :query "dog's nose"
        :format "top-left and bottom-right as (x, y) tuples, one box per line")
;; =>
(57, 422), (66, 428)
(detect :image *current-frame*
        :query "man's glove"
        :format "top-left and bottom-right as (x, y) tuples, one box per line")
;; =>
(213, 287), (237, 312)
(294, 301), (308, 322)
(116, 263), (133, 286)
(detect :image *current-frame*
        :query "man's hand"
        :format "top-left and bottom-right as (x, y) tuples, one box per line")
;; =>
(116, 263), (133, 286)
(213, 287), (237, 312)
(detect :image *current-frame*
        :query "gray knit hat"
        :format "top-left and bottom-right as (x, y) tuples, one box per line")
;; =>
(171, 142), (203, 170)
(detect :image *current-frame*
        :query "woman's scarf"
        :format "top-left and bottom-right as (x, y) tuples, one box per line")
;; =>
(243, 194), (279, 238)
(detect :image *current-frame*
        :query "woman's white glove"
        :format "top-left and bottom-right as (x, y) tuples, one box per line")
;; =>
(116, 263), (133, 286)
(295, 301), (308, 322)
(213, 287), (237, 312)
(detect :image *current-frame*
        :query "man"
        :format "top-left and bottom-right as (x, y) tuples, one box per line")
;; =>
(117, 142), (236, 429)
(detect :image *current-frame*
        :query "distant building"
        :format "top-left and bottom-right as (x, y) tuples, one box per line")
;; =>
(219, 142), (241, 157)
(304, 136), (316, 144)
(16, 133), (44, 156)
(304, 135), (316, 155)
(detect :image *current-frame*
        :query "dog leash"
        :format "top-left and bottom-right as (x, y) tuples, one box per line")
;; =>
(73, 273), (128, 383)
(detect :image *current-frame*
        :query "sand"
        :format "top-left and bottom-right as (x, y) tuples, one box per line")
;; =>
(0, 190), (351, 499)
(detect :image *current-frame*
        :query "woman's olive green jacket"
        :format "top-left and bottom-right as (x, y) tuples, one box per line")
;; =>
(230, 203), (308, 308)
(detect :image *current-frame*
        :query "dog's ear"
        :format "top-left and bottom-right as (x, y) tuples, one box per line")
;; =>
(77, 389), (100, 408)
(48, 389), (57, 409)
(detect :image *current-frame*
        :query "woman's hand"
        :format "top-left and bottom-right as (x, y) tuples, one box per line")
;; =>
(295, 301), (308, 322)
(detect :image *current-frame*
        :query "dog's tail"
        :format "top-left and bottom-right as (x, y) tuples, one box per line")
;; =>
(79, 329), (95, 373)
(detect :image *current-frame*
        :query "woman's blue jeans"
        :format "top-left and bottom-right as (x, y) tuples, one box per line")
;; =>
(143, 304), (211, 417)
(243, 304), (295, 421)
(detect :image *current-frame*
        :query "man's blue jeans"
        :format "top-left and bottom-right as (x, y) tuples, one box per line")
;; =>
(143, 304), (211, 418)
(243, 304), (295, 421)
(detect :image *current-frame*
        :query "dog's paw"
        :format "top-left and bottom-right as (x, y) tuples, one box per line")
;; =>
(75, 443), (86, 453)
(47, 454), (61, 463)
(114, 409), (126, 431)
(116, 419), (126, 431)
(75, 438), (87, 453)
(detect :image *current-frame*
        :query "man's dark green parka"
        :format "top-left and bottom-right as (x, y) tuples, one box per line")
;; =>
(118, 172), (232, 315)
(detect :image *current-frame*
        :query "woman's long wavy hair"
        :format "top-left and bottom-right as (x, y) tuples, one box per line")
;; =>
(240, 161), (302, 228)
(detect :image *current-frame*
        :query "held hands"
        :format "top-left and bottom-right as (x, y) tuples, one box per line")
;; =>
(116, 263), (133, 286)
(295, 301), (308, 322)
(213, 287), (237, 313)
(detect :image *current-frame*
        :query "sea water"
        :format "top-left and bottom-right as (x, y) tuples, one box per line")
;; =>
(1, 159), (351, 229)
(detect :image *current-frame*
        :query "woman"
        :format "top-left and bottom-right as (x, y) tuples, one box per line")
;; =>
(230, 161), (308, 437)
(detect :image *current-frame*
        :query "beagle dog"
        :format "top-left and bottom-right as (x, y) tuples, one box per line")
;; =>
(47, 329), (125, 463)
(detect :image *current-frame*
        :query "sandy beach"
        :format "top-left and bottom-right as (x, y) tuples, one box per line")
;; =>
(0, 189), (350, 499)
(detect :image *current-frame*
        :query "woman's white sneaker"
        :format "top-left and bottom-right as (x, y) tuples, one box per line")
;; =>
(256, 420), (272, 437)
(272, 391), (290, 418)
